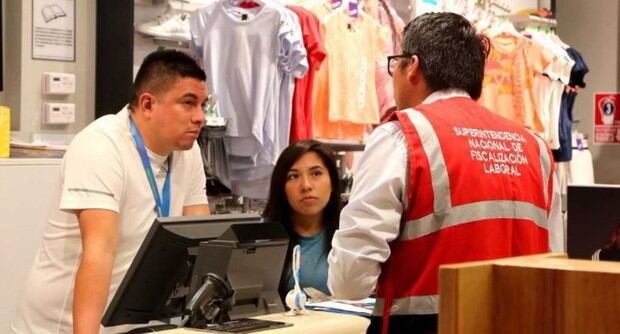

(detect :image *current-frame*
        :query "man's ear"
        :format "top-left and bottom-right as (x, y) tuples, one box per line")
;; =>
(406, 55), (423, 86)
(138, 93), (155, 119)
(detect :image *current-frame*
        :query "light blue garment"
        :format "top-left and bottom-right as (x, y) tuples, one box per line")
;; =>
(285, 229), (330, 296)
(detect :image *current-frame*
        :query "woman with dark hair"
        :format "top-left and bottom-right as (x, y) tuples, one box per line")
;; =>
(592, 224), (620, 261)
(263, 140), (341, 298)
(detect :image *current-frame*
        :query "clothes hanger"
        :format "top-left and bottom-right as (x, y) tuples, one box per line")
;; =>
(320, 0), (348, 24)
(551, 32), (569, 49)
(487, 18), (522, 39)
(299, 0), (328, 10)
(226, 0), (263, 9)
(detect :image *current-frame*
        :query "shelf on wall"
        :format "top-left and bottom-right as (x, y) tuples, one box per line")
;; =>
(150, 36), (190, 49)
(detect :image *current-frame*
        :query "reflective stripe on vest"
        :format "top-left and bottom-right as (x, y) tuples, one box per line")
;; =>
(399, 200), (549, 241)
(373, 295), (439, 316)
(403, 109), (450, 213)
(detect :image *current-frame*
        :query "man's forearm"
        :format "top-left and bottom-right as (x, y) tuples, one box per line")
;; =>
(73, 253), (115, 334)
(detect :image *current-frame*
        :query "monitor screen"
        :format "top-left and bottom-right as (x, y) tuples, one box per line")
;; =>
(101, 213), (262, 327)
(567, 184), (620, 259)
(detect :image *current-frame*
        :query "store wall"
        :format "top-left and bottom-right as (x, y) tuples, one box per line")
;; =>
(557, 0), (620, 184)
(0, 0), (5, 104)
(4, 0), (95, 142)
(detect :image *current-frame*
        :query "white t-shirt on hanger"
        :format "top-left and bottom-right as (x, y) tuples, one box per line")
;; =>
(190, 1), (306, 160)
(190, 1), (307, 199)
(530, 31), (574, 149)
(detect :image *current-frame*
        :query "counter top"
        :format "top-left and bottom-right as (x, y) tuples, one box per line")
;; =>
(156, 311), (370, 334)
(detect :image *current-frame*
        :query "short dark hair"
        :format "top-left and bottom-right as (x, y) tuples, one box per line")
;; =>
(401, 12), (490, 99)
(129, 49), (206, 109)
(262, 140), (341, 296)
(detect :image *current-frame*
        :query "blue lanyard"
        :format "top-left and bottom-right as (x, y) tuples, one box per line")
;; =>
(129, 117), (171, 217)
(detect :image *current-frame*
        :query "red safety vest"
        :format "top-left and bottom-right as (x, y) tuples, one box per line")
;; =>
(374, 97), (554, 334)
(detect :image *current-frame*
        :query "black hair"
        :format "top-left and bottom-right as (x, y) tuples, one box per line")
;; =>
(400, 12), (490, 99)
(263, 140), (341, 297)
(603, 224), (620, 250)
(129, 49), (206, 109)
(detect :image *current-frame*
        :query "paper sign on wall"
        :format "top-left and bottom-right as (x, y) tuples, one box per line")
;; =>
(594, 92), (620, 144)
(32, 0), (75, 62)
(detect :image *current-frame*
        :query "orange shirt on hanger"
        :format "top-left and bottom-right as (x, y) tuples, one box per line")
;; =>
(479, 34), (553, 133)
(323, 9), (387, 125)
(308, 2), (366, 141)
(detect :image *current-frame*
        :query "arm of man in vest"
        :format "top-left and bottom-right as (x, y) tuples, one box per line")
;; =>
(73, 209), (118, 334)
(327, 122), (407, 300)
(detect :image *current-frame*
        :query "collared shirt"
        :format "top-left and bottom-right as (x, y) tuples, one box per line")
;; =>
(327, 89), (562, 300)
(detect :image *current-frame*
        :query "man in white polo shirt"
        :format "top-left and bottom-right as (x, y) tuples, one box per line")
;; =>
(11, 49), (211, 334)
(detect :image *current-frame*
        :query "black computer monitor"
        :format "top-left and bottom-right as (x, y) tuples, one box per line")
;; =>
(101, 213), (263, 327)
(567, 184), (620, 259)
(190, 223), (290, 320)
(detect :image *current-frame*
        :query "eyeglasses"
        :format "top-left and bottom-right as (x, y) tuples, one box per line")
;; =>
(387, 54), (411, 77)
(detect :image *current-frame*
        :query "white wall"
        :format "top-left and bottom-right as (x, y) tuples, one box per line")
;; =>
(0, 159), (61, 331)
(556, 0), (620, 184)
(4, 0), (96, 142)
(0, 0), (5, 104)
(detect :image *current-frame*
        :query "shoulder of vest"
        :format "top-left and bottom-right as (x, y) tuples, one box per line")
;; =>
(374, 117), (403, 138)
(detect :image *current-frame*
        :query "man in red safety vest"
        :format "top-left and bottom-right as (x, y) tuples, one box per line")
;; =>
(327, 12), (560, 334)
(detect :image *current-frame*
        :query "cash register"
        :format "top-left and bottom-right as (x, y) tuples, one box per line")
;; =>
(101, 213), (291, 333)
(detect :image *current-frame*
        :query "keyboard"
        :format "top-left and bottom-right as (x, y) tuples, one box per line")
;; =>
(204, 318), (290, 333)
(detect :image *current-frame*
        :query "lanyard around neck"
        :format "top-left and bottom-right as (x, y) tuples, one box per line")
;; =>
(129, 116), (171, 217)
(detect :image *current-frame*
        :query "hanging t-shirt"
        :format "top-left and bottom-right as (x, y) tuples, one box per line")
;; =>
(229, 4), (309, 200)
(190, 1), (307, 199)
(323, 9), (386, 125)
(530, 31), (574, 150)
(255, 4), (309, 169)
(190, 1), (300, 158)
(309, 3), (366, 141)
(272, 4), (310, 160)
(287, 5), (327, 143)
(553, 47), (589, 162)
(365, 0), (405, 118)
(479, 34), (553, 132)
